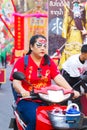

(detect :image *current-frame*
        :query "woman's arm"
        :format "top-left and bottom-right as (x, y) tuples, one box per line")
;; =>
(13, 79), (30, 97)
(54, 74), (80, 98)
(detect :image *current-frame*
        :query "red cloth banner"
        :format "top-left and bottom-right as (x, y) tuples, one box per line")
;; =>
(14, 14), (24, 50)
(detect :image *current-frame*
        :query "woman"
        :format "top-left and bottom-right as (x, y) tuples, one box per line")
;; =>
(10, 34), (80, 130)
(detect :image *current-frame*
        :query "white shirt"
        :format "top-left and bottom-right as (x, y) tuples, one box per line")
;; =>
(62, 54), (87, 77)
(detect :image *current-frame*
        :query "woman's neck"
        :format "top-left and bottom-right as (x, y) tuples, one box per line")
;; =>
(30, 53), (42, 67)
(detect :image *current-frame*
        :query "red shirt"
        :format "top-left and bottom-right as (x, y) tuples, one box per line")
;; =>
(10, 55), (60, 91)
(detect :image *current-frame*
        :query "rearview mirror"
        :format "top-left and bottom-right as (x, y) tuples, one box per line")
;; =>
(12, 71), (25, 80)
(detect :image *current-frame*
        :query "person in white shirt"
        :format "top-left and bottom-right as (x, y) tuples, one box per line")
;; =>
(62, 44), (87, 89)
(61, 44), (87, 112)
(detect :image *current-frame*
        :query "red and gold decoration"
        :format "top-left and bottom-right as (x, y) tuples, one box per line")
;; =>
(14, 14), (24, 58)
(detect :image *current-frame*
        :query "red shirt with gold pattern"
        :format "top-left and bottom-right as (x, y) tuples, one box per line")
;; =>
(10, 55), (60, 91)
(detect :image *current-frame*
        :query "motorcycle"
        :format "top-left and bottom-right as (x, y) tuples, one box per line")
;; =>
(9, 71), (87, 130)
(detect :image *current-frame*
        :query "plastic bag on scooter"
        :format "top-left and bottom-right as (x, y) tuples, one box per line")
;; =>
(48, 103), (84, 129)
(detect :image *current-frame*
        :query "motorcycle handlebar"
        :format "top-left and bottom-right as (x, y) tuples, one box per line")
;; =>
(17, 89), (74, 104)
(17, 92), (39, 100)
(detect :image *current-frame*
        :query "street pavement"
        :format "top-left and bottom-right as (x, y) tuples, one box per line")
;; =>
(0, 65), (14, 130)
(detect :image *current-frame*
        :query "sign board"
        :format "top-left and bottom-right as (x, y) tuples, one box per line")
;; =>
(48, 0), (65, 55)
(0, 69), (6, 83)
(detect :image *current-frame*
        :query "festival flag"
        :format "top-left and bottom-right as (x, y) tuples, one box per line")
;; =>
(1, 0), (14, 25)
(0, 0), (14, 64)
(13, 11), (48, 58)
(24, 13), (48, 54)
(14, 14), (24, 58)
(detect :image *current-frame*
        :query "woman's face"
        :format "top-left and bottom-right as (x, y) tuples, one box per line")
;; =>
(30, 37), (47, 58)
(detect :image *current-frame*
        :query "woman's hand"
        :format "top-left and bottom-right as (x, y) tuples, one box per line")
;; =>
(81, 27), (87, 35)
(21, 90), (30, 98)
(73, 90), (80, 99)
(13, 80), (30, 98)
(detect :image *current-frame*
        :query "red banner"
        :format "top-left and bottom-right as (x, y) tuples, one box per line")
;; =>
(14, 14), (25, 59)
(14, 14), (24, 50)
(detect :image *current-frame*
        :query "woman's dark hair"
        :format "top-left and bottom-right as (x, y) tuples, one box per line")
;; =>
(26, 34), (47, 55)
(81, 44), (87, 53)
(43, 54), (50, 66)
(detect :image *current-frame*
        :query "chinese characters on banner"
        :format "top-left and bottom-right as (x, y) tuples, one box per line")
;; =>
(24, 14), (48, 54)
(48, 0), (65, 55)
(14, 14), (24, 58)
(49, 0), (64, 35)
